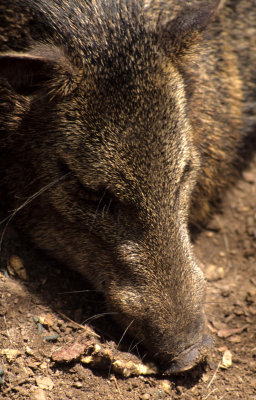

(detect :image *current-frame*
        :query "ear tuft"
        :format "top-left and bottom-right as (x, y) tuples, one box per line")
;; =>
(159, 1), (223, 58)
(0, 44), (81, 97)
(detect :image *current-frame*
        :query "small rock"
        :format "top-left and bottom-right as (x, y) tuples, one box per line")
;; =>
(25, 346), (36, 356)
(38, 314), (54, 328)
(249, 361), (256, 372)
(246, 227), (256, 237)
(36, 376), (54, 391)
(52, 342), (86, 362)
(30, 388), (48, 400)
(249, 306), (256, 316)
(221, 289), (231, 298)
(244, 248), (255, 258)
(250, 277), (256, 286)
(245, 290), (256, 305)
(140, 394), (151, 400)
(39, 362), (48, 370)
(218, 346), (228, 352)
(252, 348), (256, 358)
(228, 335), (241, 343)
(220, 350), (232, 369)
(201, 374), (209, 383)
(243, 171), (256, 183)
(8, 255), (27, 280)
(159, 380), (172, 394)
(205, 265), (225, 281)
(206, 231), (215, 238)
(73, 381), (83, 388)
(1, 348), (21, 362)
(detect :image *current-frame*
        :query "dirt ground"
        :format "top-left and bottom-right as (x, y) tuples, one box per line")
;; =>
(0, 153), (256, 400)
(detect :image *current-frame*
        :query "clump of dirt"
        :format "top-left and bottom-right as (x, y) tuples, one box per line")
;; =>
(0, 156), (256, 400)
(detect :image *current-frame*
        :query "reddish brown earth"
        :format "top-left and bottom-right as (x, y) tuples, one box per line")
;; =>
(0, 155), (256, 400)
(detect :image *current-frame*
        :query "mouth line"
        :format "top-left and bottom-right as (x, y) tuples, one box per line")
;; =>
(161, 334), (213, 374)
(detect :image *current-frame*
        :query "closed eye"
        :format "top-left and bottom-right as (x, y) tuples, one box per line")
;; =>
(78, 185), (117, 217)
(58, 159), (117, 216)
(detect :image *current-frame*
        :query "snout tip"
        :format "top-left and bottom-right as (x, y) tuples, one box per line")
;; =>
(163, 334), (213, 374)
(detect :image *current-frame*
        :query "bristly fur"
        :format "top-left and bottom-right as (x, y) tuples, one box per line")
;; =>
(0, 0), (255, 372)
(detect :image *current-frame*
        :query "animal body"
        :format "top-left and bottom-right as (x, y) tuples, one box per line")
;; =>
(0, 0), (255, 373)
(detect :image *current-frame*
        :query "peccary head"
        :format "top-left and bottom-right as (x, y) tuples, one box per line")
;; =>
(0, 0), (220, 372)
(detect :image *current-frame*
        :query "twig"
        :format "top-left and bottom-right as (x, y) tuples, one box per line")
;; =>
(58, 311), (100, 337)
(207, 361), (221, 388)
(203, 388), (217, 400)
(113, 375), (122, 395)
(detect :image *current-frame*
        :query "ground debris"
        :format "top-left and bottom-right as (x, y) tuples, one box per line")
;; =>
(38, 314), (54, 328)
(205, 264), (225, 281)
(220, 350), (232, 369)
(52, 342), (87, 362)
(217, 325), (249, 338)
(81, 341), (157, 377)
(36, 376), (54, 390)
(8, 255), (27, 280)
(52, 332), (157, 377)
(1, 348), (22, 362)
(30, 388), (48, 400)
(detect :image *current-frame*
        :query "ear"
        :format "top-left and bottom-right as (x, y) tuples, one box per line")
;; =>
(0, 44), (81, 97)
(159, 1), (223, 58)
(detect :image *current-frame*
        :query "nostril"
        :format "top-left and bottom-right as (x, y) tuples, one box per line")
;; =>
(163, 334), (213, 374)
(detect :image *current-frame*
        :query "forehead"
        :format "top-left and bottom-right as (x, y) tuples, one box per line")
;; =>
(59, 1), (190, 167)
(66, 1), (161, 75)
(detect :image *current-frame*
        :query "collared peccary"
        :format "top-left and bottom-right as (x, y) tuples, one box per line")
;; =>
(0, 0), (255, 373)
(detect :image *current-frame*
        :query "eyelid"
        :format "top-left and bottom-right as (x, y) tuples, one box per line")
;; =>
(58, 158), (112, 207)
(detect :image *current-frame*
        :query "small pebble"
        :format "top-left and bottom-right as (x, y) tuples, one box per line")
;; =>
(220, 350), (232, 369)
(243, 171), (256, 183)
(205, 264), (225, 281)
(9, 255), (27, 280)
(159, 380), (172, 394)
(40, 362), (48, 370)
(228, 335), (241, 343)
(1, 348), (21, 361)
(73, 381), (83, 388)
(36, 376), (54, 391)
(140, 394), (150, 400)
(38, 314), (54, 328)
(30, 388), (48, 400)
(206, 231), (215, 238)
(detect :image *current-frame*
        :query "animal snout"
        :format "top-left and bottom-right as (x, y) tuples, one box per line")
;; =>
(160, 334), (213, 374)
